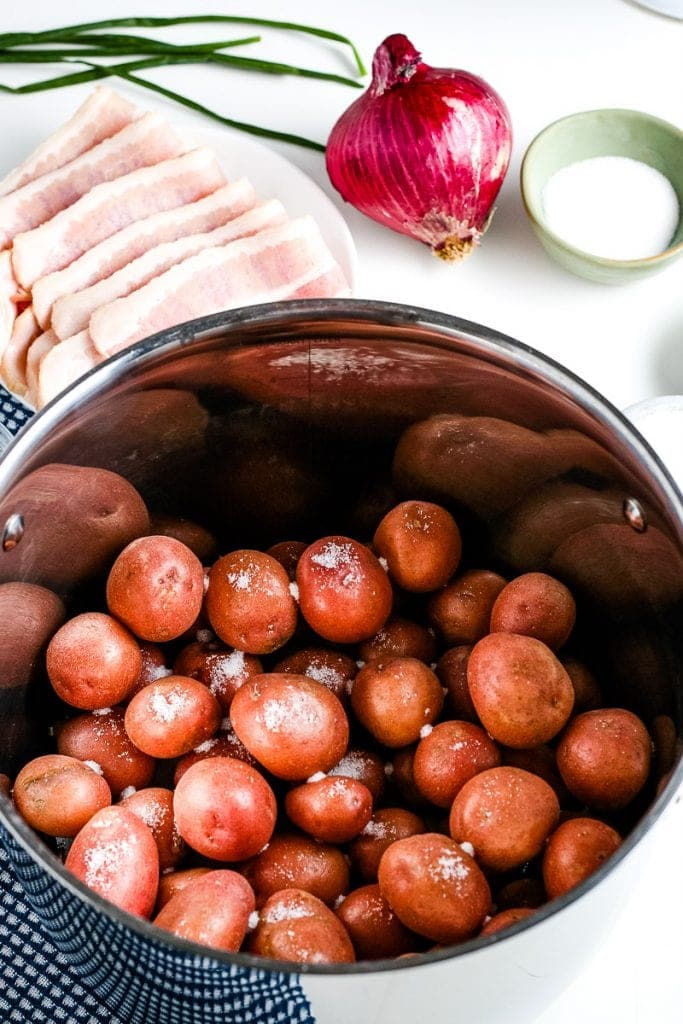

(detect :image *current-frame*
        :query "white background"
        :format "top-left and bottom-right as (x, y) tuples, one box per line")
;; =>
(0, 1), (681, 1020)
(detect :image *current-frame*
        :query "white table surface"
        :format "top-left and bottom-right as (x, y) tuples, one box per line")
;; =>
(1, 1), (682, 1020)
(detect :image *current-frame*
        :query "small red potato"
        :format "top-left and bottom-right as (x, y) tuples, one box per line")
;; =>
(56, 707), (155, 796)
(206, 550), (297, 655)
(265, 540), (307, 580)
(156, 867), (211, 911)
(556, 709), (652, 810)
(46, 612), (141, 710)
(328, 748), (386, 801)
(124, 676), (221, 759)
(147, 513), (217, 563)
(173, 756), (276, 861)
(0, 774), (10, 797)
(561, 658), (603, 712)
(413, 721), (501, 808)
(173, 640), (263, 713)
(480, 908), (535, 936)
(296, 536), (392, 644)
(358, 616), (437, 665)
(373, 500), (461, 593)
(248, 889), (355, 964)
(241, 833), (350, 908)
(542, 817), (622, 899)
(230, 673), (349, 781)
(120, 787), (185, 871)
(378, 833), (490, 944)
(501, 745), (571, 805)
(13, 754), (111, 837)
(65, 805), (159, 917)
(350, 657), (444, 748)
(154, 870), (255, 951)
(107, 535), (204, 643)
(389, 747), (425, 807)
(349, 807), (427, 882)
(467, 633), (575, 748)
(173, 727), (258, 784)
(449, 767), (560, 872)
(336, 884), (420, 959)
(129, 642), (171, 697)
(436, 645), (478, 721)
(490, 572), (576, 650)
(0, 582), (66, 689)
(285, 776), (373, 843)
(273, 647), (357, 704)
(428, 570), (506, 646)
(495, 878), (546, 911)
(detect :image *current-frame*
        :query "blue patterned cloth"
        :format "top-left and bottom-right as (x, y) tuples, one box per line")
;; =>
(0, 385), (33, 450)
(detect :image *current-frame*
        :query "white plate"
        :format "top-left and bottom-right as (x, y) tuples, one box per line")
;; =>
(178, 119), (358, 292)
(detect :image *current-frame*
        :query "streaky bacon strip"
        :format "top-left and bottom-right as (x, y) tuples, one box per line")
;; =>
(0, 251), (17, 365)
(25, 329), (58, 407)
(31, 177), (248, 330)
(36, 330), (101, 410)
(1, 306), (39, 396)
(0, 88), (139, 198)
(11, 148), (226, 289)
(52, 198), (288, 339)
(0, 112), (187, 249)
(89, 216), (349, 358)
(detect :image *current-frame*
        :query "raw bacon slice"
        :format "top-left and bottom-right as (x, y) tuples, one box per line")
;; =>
(90, 216), (349, 358)
(0, 112), (187, 249)
(25, 330), (58, 406)
(1, 306), (40, 396)
(0, 251), (18, 365)
(0, 88), (139, 198)
(36, 330), (101, 410)
(12, 148), (226, 290)
(32, 179), (257, 328)
(52, 198), (287, 339)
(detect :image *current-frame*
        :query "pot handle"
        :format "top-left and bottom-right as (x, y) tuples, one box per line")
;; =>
(624, 395), (683, 493)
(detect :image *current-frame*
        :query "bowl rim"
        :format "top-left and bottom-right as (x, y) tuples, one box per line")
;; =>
(520, 107), (683, 269)
(0, 296), (682, 977)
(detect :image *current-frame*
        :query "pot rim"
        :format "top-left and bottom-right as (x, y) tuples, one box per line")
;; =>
(1, 296), (681, 976)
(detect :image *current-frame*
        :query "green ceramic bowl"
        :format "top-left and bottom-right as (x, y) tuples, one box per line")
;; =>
(520, 108), (683, 284)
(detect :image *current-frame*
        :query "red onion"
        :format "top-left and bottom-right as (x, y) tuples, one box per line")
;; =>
(326, 34), (512, 260)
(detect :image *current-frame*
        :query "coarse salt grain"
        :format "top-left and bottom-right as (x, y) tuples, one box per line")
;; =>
(378, 556), (389, 572)
(196, 628), (214, 643)
(83, 760), (103, 776)
(307, 771), (327, 783)
(541, 156), (679, 260)
(434, 853), (469, 882)
(92, 707), (112, 717)
(227, 569), (253, 591)
(247, 911), (260, 932)
(289, 582), (300, 602)
(119, 786), (137, 799)
(193, 738), (218, 754)
(459, 842), (475, 857)
(149, 688), (189, 723)
(419, 724), (433, 739)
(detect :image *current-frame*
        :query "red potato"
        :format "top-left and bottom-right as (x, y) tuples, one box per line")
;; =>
(230, 673), (349, 781)
(350, 657), (444, 748)
(147, 513), (217, 563)
(241, 833), (350, 908)
(65, 805), (159, 918)
(449, 767), (560, 872)
(154, 872), (255, 950)
(154, 870), (255, 951)
(0, 582), (66, 690)
(428, 570), (507, 646)
(46, 612), (141, 710)
(124, 676), (221, 759)
(205, 550), (297, 655)
(358, 616), (437, 665)
(273, 647), (357, 704)
(248, 889), (355, 964)
(413, 721), (501, 808)
(389, 747), (425, 807)
(173, 727), (258, 784)
(173, 756), (276, 861)
(56, 707), (155, 796)
(467, 633), (575, 748)
(0, 774), (11, 797)
(501, 745), (571, 805)
(107, 535), (205, 643)
(556, 709), (652, 810)
(328, 748), (386, 801)
(495, 878), (546, 911)
(156, 867), (211, 911)
(173, 640), (263, 713)
(265, 540), (307, 581)
(13, 754), (111, 837)
(542, 817), (622, 899)
(489, 572), (576, 651)
(120, 787), (185, 871)
(373, 500), (461, 593)
(480, 908), (535, 936)
(349, 807), (427, 882)
(129, 642), (170, 697)
(285, 776), (373, 843)
(436, 645), (478, 721)
(561, 658), (603, 712)
(296, 536), (392, 643)
(378, 833), (491, 944)
(336, 884), (421, 959)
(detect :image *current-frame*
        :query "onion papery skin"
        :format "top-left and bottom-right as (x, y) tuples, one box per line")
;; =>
(326, 34), (512, 260)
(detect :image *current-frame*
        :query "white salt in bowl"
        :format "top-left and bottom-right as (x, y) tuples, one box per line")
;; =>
(520, 108), (683, 283)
